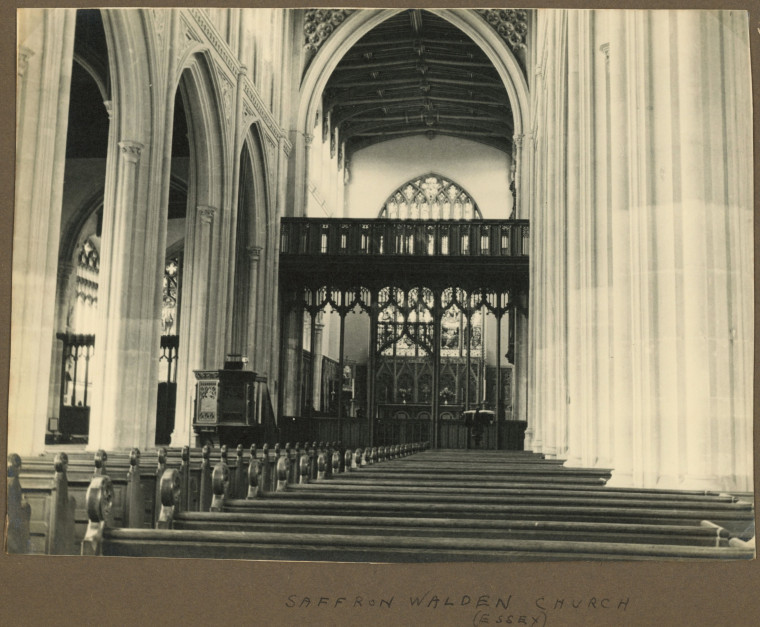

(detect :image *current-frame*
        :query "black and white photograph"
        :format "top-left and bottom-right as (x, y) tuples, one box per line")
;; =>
(5, 4), (758, 623)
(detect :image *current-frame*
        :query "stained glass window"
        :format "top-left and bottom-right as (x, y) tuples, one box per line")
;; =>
(162, 257), (180, 334)
(378, 174), (482, 220)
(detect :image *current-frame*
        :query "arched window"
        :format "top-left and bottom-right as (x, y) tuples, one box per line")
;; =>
(162, 257), (180, 334)
(73, 237), (99, 333)
(378, 174), (482, 220)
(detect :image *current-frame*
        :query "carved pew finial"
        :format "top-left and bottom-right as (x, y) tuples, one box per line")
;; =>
(156, 469), (181, 529)
(179, 446), (190, 512)
(6, 453), (31, 554)
(210, 461), (230, 512)
(235, 444), (246, 499)
(344, 449), (353, 472)
(93, 449), (108, 476)
(299, 455), (310, 484)
(332, 451), (341, 475)
(81, 475), (114, 556)
(317, 452), (327, 480)
(199, 444), (213, 512)
(248, 451), (262, 499)
(276, 455), (290, 491)
(151, 446), (167, 527)
(49, 453), (76, 555)
(127, 448), (145, 529)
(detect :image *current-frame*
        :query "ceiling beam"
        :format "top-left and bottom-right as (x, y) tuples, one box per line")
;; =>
(332, 102), (512, 126)
(332, 94), (508, 108)
(334, 57), (494, 72)
(347, 133), (511, 155)
(351, 37), (479, 49)
(350, 113), (511, 124)
(327, 76), (505, 91)
(349, 128), (509, 138)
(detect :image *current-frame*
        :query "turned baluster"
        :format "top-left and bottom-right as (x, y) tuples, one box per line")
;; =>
(344, 449), (353, 472)
(332, 450), (341, 475)
(199, 444), (212, 512)
(362, 448), (370, 466)
(354, 448), (363, 469)
(156, 469), (181, 529)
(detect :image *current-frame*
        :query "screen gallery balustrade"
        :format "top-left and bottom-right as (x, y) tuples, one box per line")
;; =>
(278, 175), (529, 449)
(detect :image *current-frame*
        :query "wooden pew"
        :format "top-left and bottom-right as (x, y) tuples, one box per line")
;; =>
(79, 470), (754, 562)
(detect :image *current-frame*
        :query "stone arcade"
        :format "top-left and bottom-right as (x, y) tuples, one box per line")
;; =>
(9, 8), (755, 558)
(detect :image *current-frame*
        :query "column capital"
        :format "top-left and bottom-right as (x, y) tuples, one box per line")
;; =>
(118, 141), (144, 162)
(237, 64), (248, 77)
(197, 205), (217, 224)
(513, 133), (524, 149)
(599, 43), (610, 63)
(246, 245), (262, 260)
(304, 133), (314, 147)
(103, 100), (113, 120)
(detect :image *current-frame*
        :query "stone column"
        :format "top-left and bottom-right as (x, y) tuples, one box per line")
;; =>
(513, 298), (529, 425)
(87, 140), (162, 451)
(10, 10), (76, 455)
(604, 11), (634, 486)
(312, 320), (325, 411)
(171, 205), (218, 448)
(245, 245), (261, 365)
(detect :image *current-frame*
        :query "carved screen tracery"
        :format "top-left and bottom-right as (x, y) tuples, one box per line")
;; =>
(379, 174), (482, 220)
(162, 257), (180, 334)
(73, 237), (99, 333)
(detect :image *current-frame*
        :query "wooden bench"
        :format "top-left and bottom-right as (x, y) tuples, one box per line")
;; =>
(79, 469), (753, 562)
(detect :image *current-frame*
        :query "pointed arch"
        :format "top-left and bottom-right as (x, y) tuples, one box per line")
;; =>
(240, 122), (271, 249)
(294, 8), (530, 216)
(175, 51), (228, 211)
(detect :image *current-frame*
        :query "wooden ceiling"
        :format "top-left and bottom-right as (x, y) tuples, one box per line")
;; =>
(324, 10), (514, 158)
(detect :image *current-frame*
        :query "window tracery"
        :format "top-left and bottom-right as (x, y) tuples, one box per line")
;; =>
(73, 237), (99, 333)
(379, 174), (482, 220)
(162, 257), (180, 334)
